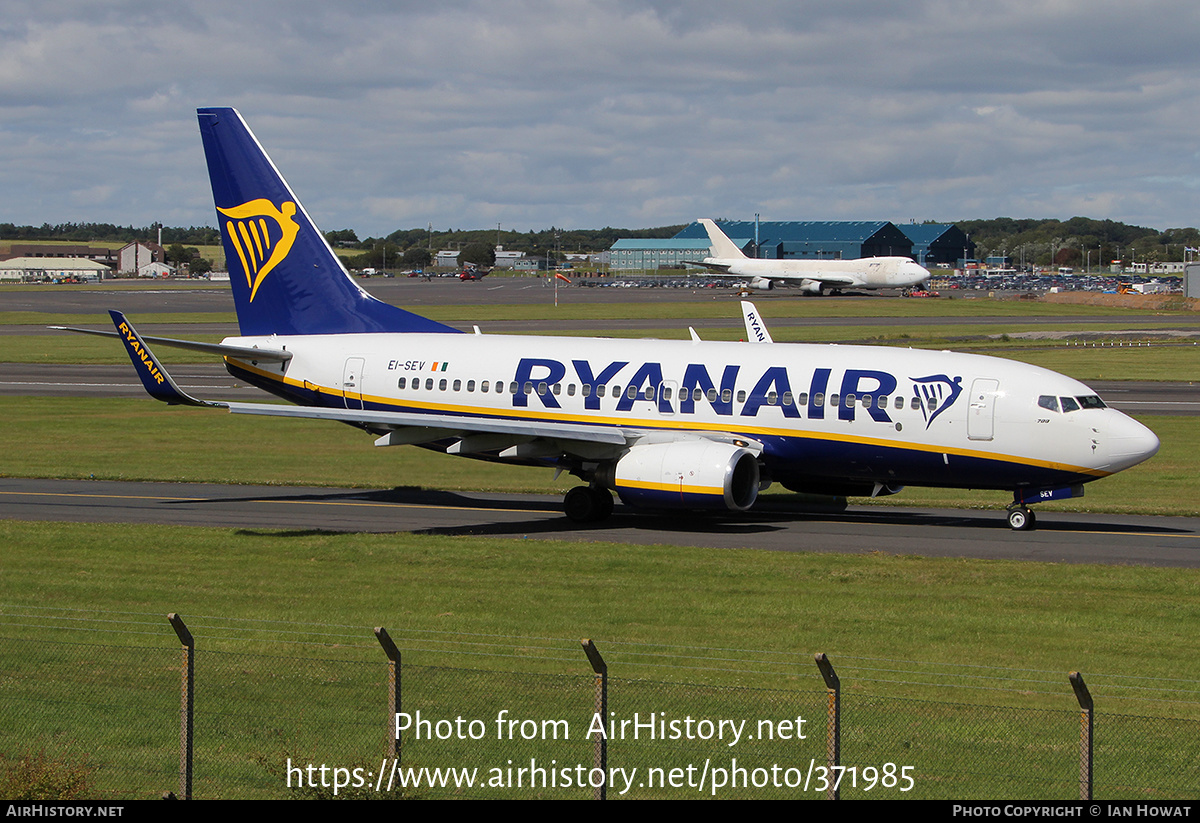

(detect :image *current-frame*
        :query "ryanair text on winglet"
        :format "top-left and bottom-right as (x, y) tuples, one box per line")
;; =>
(117, 321), (165, 385)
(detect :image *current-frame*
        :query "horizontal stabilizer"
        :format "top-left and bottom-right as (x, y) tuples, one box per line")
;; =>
(51, 323), (292, 363)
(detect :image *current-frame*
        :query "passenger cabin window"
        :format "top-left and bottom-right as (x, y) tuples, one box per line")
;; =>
(397, 377), (407, 389)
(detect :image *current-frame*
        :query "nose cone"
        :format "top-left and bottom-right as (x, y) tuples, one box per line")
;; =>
(1103, 413), (1160, 473)
(904, 261), (930, 286)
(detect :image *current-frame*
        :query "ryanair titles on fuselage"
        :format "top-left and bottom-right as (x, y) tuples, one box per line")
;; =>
(479, 356), (964, 427)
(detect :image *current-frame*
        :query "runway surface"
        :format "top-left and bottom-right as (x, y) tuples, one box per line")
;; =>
(2, 477), (1198, 568)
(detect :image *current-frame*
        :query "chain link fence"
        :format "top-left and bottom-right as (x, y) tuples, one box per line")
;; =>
(1, 613), (1197, 800)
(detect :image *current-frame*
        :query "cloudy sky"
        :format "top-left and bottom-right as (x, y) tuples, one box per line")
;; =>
(3, 0), (1200, 237)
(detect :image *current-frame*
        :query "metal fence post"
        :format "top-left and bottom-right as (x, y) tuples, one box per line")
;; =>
(166, 613), (193, 800)
(581, 639), (608, 800)
(815, 653), (841, 801)
(375, 627), (402, 764)
(1069, 671), (1093, 801)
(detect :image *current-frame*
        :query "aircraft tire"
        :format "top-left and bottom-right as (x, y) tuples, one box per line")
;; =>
(1007, 507), (1036, 531)
(563, 486), (605, 523)
(594, 488), (614, 521)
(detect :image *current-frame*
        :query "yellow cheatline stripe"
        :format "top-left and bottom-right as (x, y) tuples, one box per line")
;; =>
(617, 478), (723, 496)
(226, 360), (1109, 478)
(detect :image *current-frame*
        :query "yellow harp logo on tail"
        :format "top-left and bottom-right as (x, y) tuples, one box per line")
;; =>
(218, 199), (300, 302)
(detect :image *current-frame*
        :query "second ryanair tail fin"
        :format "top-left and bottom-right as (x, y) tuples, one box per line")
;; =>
(197, 107), (459, 337)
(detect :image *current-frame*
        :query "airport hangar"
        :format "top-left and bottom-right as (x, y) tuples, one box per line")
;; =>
(608, 221), (974, 271)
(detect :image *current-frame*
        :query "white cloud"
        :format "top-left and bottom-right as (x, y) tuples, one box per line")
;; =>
(1, 0), (1199, 232)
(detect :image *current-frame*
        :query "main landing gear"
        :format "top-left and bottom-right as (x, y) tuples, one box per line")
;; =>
(564, 486), (614, 524)
(1006, 505), (1037, 531)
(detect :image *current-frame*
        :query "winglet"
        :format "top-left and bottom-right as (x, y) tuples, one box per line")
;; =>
(740, 301), (773, 343)
(108, 310), (222, 407)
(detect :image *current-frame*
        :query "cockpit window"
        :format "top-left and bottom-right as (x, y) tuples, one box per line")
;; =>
(1038, 395), (1059, 413)
(1076, 395), (1106, 409)
(1060, 396), (1080, 412)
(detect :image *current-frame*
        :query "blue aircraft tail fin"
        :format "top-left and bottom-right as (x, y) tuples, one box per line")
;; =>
(197, 107), (459, 337)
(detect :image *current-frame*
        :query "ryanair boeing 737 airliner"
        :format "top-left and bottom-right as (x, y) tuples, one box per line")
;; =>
(61, 108), (1160, 531)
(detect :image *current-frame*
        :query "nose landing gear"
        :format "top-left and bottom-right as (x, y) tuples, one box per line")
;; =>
(1006, 505), (1037, 531)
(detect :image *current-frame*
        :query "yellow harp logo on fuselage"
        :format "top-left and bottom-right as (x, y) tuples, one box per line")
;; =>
(218, 199), (300, 302)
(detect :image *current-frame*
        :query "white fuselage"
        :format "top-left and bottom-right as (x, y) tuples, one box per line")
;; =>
(704, 255), (931, 290)
(222, 332), (1158, 492)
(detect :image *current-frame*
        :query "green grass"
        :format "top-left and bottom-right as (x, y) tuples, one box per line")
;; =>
(0, 311), (235, 326)
(3, 520), (1198, 697)
(1, 334), (223, 364)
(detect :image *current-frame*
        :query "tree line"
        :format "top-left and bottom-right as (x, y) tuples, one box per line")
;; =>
(955, 217), (1200, 267)
(7, 218), (1199, 271)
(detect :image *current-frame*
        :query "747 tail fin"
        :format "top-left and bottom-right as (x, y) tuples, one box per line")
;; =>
(197, 107), (459, 337)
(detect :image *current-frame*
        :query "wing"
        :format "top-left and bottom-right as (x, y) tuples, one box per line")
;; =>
(74, 312), (759, 461)
(681, 260), (735, 273)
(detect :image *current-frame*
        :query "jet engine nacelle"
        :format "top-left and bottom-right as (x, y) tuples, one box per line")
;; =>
(748, 276), (774, 291)
(608, 441), (760, 511)
(798, 279), (824, 295)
